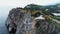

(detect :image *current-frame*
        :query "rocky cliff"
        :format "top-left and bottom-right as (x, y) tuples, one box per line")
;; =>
(5, 4), (59, 34)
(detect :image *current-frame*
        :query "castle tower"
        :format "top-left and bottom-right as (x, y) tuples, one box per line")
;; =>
(16, 12), (36, 34)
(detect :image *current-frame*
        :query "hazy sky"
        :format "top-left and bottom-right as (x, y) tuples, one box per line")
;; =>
(0, 0), (60, 8)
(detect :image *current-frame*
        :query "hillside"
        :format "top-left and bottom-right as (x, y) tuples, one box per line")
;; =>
(5, 4), (60, 34)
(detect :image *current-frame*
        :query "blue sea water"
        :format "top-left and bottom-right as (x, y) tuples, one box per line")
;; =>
(0, 6), (17, 34)
(0, 15), (9, 34)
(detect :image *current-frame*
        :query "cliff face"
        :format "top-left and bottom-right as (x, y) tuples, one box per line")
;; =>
(5, 7), (58, 34)
(35, 19), (58, 34)
(5, 8), (25, 34)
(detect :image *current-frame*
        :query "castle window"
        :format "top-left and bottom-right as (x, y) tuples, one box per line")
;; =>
(25, 24), (32, 31)
(26, 21), (28, 23)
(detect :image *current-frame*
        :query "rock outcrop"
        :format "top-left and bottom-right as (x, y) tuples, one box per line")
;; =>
(35, 19), (58, 34)
(5, 5), (59, 34)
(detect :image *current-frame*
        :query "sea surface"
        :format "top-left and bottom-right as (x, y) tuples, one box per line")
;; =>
(0, 17), (9, 34)
(0, 6), (16, 34)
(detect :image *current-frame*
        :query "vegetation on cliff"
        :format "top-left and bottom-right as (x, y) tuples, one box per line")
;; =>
(5, 4), (60, 34)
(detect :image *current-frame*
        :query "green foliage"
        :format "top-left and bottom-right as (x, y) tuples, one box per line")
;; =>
(24, 4), (45, 10)
(44, 15), (58, 26)
(53, 16), (60, 21)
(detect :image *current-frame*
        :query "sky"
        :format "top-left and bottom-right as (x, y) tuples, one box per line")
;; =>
(19, 0), (60, 7)
(0, 0), (60, 7)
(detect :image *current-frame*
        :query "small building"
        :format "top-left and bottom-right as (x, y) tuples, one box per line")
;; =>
(16, 12), (36, 34)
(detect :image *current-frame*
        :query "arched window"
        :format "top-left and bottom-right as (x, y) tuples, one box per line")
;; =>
(26, 21), (28, 23)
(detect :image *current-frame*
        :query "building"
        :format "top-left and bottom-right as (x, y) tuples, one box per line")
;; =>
(16, 12), (36, 34)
